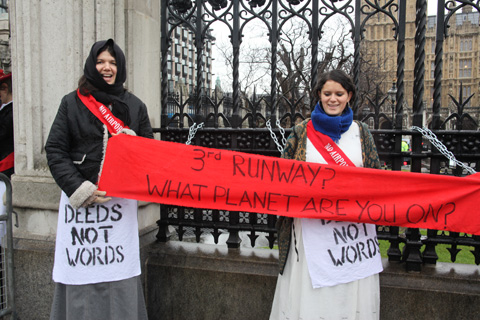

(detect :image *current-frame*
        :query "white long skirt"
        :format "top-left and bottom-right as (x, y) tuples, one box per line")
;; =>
(270, 219), (380, 320)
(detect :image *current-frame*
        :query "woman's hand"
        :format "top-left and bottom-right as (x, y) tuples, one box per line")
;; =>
(92, 190), (112, 204)
(81, 189), (112, 208)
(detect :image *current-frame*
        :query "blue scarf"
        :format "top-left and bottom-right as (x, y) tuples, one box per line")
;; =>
(310, 102), (353, 142)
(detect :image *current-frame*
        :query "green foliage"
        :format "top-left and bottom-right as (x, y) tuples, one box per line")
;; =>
(378, 240), (476, 265)
(268, 230), (477, 265)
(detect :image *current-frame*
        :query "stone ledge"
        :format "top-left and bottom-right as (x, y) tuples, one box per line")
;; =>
(381, 259), (480, 295)
(13, 236), (56, 252)
(145, 240), (279, 277)
(145, 241), (278, 320)
(11, 175), (61, 210)
(11, 237), (480, 320)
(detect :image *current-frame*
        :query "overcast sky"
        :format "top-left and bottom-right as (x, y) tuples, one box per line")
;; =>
(428, 1), (438, 16)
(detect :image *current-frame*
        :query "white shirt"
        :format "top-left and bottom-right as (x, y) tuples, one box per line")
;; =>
(0, 100), (12, 112)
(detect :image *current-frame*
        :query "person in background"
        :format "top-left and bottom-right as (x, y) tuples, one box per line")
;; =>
(0, 69), (13, 179)
(45, 39), (153, 320)
(270, 69), (383, 320)
(0, 69), (12, 311)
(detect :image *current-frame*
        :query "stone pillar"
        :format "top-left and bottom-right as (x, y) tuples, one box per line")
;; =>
(9, 1), (161, 318)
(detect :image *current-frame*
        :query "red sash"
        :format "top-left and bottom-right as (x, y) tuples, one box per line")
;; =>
(77, 89), (128, 135)
(306, 121), (356, 167)
(0, 152), (14, 172)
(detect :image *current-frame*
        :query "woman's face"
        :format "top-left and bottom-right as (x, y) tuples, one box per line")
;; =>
(0, 82), (9, 103)
(318, 80), (353, 116)
(96, 50), (117, 85)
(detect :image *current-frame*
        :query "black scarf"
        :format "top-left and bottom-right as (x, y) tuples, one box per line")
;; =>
(83, 39), (130, 126)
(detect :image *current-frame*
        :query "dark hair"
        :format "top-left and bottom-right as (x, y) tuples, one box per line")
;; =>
(77, 75), (96, 95)
(312, 69), (356, 106)
(98, 42), (116, 60)
(78, 42), (117, 95)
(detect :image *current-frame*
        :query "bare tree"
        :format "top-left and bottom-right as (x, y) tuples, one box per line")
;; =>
(356, 41), (393, 119)
(273, 20), (355, 116)
(215, 39), (271, 98)
(213, 17), (386, 120)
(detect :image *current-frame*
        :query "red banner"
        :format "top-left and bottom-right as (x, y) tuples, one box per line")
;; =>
(98, 135), (480, 235)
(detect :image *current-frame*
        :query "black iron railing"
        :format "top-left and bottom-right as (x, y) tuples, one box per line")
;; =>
(157, 0), (480, 271)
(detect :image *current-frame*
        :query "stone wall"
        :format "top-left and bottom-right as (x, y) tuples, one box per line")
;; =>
(11, 237), (480, 319)
(146, 241), (480, 320)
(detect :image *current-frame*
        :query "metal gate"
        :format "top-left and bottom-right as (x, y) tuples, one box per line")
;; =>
(157, 0), (480, 271)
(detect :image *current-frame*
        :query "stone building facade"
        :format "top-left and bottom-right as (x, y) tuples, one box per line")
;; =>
(167, 25), (214, 96)
(362, 1), (480, 129)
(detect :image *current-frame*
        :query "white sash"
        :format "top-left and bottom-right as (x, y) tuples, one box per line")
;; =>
(53, 192), (141, 285)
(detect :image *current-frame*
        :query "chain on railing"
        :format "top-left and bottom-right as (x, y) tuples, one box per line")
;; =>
(411, 126), (477, 175)
(266, 119), (287, 153)
(185, 122), (204, 145)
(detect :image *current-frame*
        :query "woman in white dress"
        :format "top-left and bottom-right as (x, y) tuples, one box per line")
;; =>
(270, 70), (383, 320)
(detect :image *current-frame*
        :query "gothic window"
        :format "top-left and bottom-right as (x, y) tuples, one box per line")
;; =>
(460, 39), (472, 52)
(459, 59), (472, 78)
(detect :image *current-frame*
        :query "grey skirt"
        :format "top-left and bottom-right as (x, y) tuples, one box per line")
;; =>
(50, 275), (148, 320)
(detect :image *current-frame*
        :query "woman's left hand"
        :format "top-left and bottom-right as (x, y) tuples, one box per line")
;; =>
(92, 190), (112, 204)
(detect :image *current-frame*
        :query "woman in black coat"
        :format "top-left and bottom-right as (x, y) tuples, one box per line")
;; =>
(46, 39), (153, 320)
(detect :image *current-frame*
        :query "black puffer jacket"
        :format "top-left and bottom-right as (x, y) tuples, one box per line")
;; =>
(45, 90), (153, 206)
